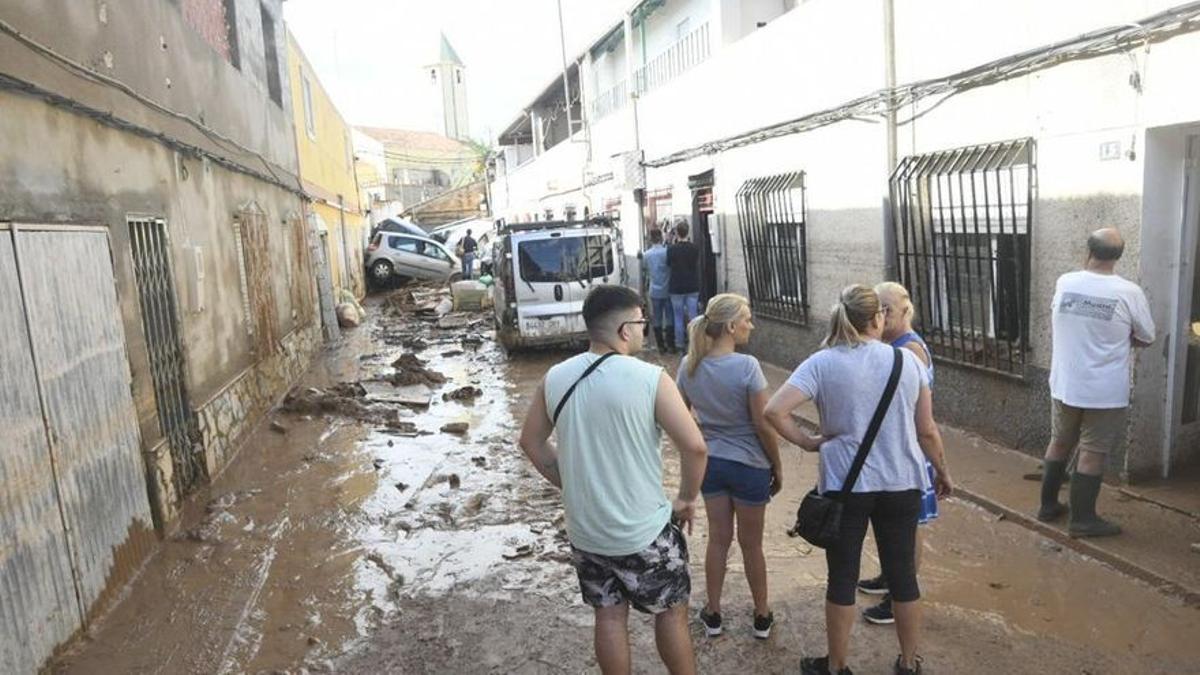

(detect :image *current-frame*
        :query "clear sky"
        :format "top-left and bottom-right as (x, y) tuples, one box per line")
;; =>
(284, 0), (629, 144)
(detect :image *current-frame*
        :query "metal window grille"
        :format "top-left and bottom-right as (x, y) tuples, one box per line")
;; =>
(890, 138), (1035, 376)
(736, 172), (809, 324)
(235, 205), (280, 356)
(128, 217), (205, 494)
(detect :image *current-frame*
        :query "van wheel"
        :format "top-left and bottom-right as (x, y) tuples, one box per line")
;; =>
(370, 259), (394, 283)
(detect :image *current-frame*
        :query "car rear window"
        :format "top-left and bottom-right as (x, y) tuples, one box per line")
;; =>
(518, 235), (613, 283)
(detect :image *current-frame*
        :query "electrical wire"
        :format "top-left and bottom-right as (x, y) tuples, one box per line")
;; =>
(643, 1), (1200, 168)
(0, 16), (298, 188)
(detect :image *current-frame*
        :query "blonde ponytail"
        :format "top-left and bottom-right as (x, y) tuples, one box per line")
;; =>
(822, 284), (880, 348)
(685, 293), (751, 376)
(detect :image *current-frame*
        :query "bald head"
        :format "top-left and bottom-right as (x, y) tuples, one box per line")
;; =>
(1087, 228), (1125, 262)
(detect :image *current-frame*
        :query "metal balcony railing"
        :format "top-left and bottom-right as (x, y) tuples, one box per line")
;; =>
(590, 80), (629, 121)
(633, 22), (710, 95)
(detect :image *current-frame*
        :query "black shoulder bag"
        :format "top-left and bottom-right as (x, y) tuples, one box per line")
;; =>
(551, 352), (618, 426)
(789, 347), (904, 549)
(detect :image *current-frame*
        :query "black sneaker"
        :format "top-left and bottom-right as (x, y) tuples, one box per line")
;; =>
(894, 654), (923, 674)
(863, 595), (895, 625)
(752, 611), (774, 639)
(857, 574), (889, 595)
(699, 606), (722, 637)
(800, 655), (854, 675)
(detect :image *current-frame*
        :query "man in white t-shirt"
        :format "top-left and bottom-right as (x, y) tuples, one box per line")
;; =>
(1038, 228), (1155, 537)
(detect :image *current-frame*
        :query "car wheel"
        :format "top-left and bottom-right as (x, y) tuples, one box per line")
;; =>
(448, 272), (463, 284)
(370, 259), (394, 283)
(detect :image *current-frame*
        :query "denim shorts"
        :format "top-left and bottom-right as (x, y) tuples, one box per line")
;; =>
(701, 456), (772, 506)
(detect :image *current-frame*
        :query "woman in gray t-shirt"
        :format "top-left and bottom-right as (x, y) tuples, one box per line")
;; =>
(675, 294), (782, 640)
(764, 284), (952, 675)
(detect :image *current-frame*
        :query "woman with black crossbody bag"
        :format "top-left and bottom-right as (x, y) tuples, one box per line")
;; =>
(764, 285), (952, 675)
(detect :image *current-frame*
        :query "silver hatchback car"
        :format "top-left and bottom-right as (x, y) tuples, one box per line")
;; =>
(365, 231), (461, 285)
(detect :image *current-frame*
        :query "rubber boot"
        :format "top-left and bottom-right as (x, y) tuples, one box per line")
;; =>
(1037, 459), (1069, 522)
(653, 328), (666, 353)
(1068, 472), (1121, 538)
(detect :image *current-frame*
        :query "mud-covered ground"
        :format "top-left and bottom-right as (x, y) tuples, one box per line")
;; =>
(52, 291), (1200, 674)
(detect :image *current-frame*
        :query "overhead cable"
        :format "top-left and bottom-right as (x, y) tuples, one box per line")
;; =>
(644, 1), (1200, 168)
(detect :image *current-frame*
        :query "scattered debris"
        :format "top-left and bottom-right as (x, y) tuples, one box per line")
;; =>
(502, 544), (536, 560)
(461, 334), (485, 348)
(373, 458), (386, 470)
(441, 422), (470, 435)
(462, 493), (487, 514)
(281, 386), (408, 427)
(471, 456), (487, 467)
(437, 314), (472, 330)
(441, 349), (464, 358)
(269, 420), (288, 434)
(402, 335), (429, 351)
(1192, 543), (1200, 555)
(366, 552), (403, 584)
(336, 302), (363, 328)
(447, 473), (461, 490)
(988, 581), (1009, 590)
(362, 380), (434, 408)
(394, 482), (409, 491)
(1038, 540), (1064, 553)
(443, 386), (483, 402)
(387, 353), (447, 386)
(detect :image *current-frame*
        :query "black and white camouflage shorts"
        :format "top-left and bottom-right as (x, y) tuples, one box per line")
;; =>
(570, 521), (690, 614)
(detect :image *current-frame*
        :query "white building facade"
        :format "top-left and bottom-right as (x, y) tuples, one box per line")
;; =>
(490, 0), (1200, 481)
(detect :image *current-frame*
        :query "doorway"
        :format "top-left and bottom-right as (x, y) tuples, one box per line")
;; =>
(1168, 135), (1200, 466)
(689, 170), (718, 305)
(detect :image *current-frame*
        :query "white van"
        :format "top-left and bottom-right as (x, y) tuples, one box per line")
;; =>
(492, 219), (626, 349)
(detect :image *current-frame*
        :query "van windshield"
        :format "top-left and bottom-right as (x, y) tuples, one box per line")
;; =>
(518, 235), (614, 283)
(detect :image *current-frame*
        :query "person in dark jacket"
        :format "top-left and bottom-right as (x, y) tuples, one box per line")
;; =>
(667, 220), (701, 351)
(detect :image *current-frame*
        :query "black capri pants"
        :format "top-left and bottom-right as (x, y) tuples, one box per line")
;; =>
(824, 489), (921, 606)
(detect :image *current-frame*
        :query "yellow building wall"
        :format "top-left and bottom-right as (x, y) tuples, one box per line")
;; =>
(287, 31), (366, 298)
(312, 202), (367, 300)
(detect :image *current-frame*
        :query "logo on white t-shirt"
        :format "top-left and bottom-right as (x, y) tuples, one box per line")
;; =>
(1059, 292), (1118, 322)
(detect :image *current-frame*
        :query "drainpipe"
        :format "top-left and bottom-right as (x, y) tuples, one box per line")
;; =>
(882, 0), (899, 281)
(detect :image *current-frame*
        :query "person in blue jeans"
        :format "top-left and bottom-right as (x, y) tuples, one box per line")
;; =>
(856, 281), (940, 626)
(676, 293), (782, 640)
(459, 229), (477, 280)
(641, 229), (675, 352)
(667, 221), (701, 351)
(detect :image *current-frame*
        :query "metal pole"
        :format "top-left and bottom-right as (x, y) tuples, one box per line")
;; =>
(556, 0), (574, 138)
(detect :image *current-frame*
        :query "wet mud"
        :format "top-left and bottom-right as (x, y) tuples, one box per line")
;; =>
(50, 289), (1200, 674)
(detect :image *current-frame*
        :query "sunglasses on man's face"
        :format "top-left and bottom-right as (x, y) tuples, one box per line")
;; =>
(619, 319), (649, 336)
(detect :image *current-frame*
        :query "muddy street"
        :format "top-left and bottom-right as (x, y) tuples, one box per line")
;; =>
(51, 293), (1200, 675)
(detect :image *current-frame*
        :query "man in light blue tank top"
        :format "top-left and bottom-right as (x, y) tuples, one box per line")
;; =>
(519, 285), (708, 675)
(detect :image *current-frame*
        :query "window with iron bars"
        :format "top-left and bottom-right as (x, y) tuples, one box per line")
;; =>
(736, 172), (809, 325)
(889, 138), (1034, 376)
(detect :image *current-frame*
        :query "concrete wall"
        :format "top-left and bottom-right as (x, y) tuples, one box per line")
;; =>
(0, 0), (319, 522)
(490, 0), (1200, 479)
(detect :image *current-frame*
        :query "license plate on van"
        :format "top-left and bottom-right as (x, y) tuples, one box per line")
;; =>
(522, 316), (567, 336)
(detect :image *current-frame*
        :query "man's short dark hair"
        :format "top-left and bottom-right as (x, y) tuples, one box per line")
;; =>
(1088, 231), (1124, 261)
(649, 229), (663, 244)
(582, 285), (642, 333)
(675, 221), (689, 238)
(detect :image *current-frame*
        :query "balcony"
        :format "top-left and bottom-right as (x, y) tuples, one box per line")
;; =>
(590, 80), (629, 121)
(633, 22), (711, 96)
